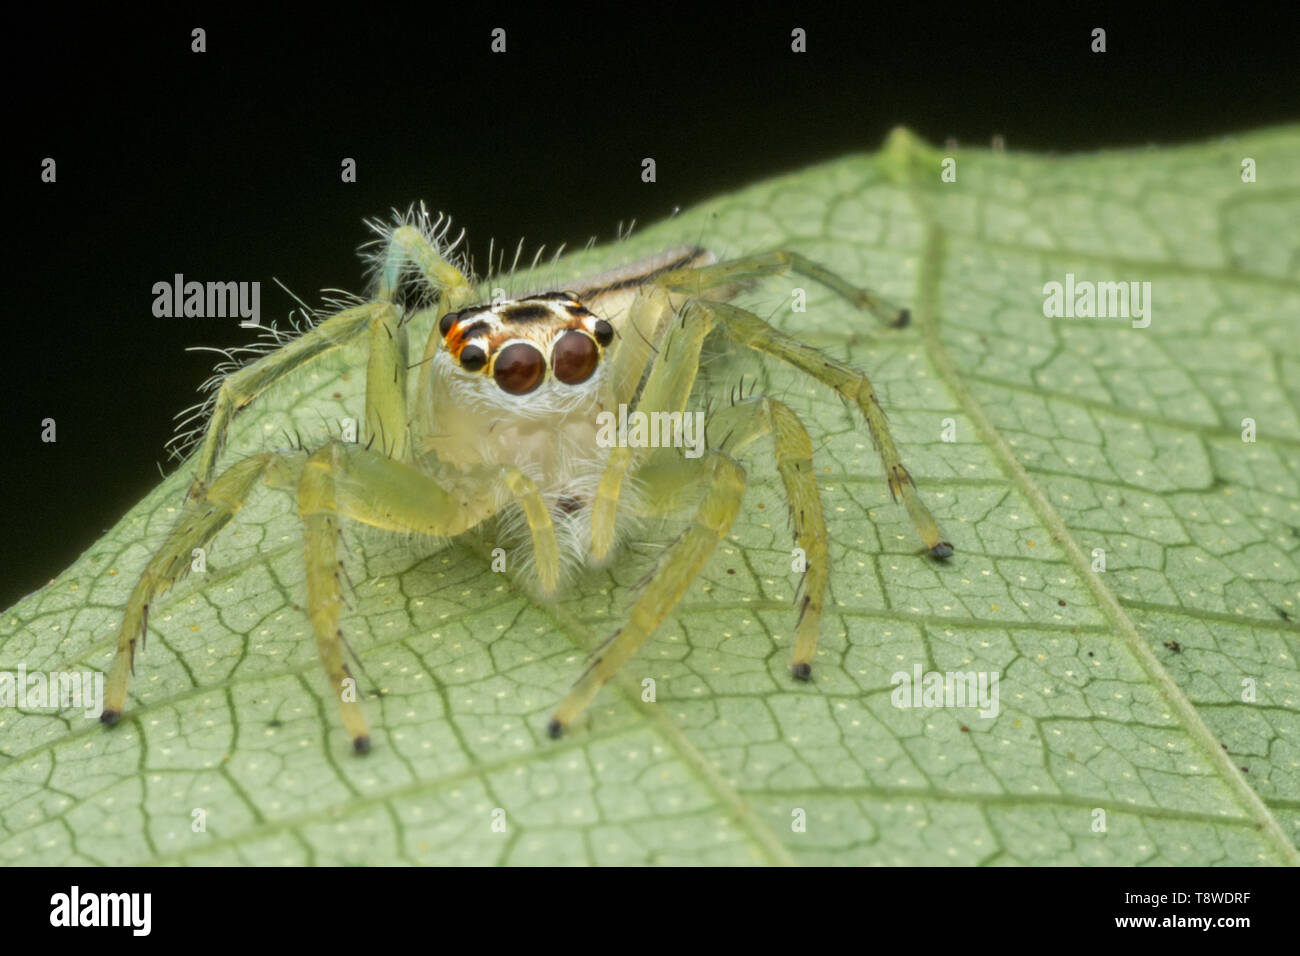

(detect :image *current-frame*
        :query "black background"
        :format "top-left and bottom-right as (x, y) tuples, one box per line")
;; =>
(4, 4), (1297, 607)
(12, 865), (1290, 939)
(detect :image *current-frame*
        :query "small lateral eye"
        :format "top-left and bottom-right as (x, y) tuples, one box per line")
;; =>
(439, 310), (459, 336)
(553, 331), (599, 385)
(592, 319), (614, 347)
(493, 343), (546, 394)
(459, 344), (486, 372)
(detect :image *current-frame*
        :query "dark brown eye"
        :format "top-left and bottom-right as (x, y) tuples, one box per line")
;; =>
(459, 344), (486, 372)
(493, 343), (545, 394)
(439, 310), (459, 336)
(552, 331), (599, 385)
(592, 319), (614, 347)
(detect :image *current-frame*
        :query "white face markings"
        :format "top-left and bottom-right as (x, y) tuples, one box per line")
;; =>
(439, 293), (615, 395)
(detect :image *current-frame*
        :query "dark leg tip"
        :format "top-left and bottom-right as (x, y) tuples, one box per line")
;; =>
(100, 709), (120, 726)
(352, 735), (371, 755)
(546, 719), (564, 739)
(930, 542), (955, 560)
(893, 308), (911, 328)
(792, 661), (813, 681)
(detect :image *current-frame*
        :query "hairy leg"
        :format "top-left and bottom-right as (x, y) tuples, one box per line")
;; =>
(188, 303), (387, 500)
(549, 450), (745, 736)
(702, 299), (952, 558)
(659, 249), (911, 328)
(103, 451), (306, 725)
(590, 291), (711, 561)
(705, 396), (830, 676)
(104, 442), (559, 750)
(296, 443), (560, 748)
(189, 220), (476, 498)
(593, 250), (948, 560)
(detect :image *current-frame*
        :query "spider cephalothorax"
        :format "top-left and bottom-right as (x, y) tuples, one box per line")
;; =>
(101, 207), (951, 753)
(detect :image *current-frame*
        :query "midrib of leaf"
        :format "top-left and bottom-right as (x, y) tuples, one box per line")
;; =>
(899, 174), (1300, 864)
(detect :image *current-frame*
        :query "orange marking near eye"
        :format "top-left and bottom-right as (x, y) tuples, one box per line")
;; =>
(446, 326), (470, 354)
(445, 318), (488, 358)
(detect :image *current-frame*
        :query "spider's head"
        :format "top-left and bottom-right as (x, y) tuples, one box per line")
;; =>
(437, 292), (615, 396)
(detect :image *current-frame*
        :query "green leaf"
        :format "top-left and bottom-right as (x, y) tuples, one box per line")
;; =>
(3, 127), (1298, 865)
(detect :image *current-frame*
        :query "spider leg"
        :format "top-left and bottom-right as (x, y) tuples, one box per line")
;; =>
(697, 299), (952, 558)
(605, 284), (680, 408)
(558, 293), (758, 734)
(297, 446), (371, 751)
(705, 396), (829, 677)
(103, 450), (307, 729)
(296, 443), (558, 748)
(658, 249), (911, 327)
(373, 223), (476, 309)
(188, 222), (475, 500)
(590, 290), (711, 561)
(319, 446), (562, 596)
(363, 302), (410, 462)
(188, 302), (389, 500)
(594, 251), (947, 560)
(104, 441), (559, 753)
(549, 450), (745, 737)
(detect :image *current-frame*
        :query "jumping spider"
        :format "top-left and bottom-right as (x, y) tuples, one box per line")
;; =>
(102, 206), (952, 752)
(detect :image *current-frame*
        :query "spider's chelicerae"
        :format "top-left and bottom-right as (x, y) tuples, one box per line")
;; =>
(102, 207), (952, 753)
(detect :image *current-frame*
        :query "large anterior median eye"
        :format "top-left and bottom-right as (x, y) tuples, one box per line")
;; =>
(552, 331), (599, 385)
(493, 342), (546, 394)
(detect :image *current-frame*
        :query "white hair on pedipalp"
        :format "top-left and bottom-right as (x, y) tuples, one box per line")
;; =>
(360, 203), (473, 308)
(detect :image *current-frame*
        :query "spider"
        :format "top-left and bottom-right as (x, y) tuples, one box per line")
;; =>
(100, 206), (953, 753)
